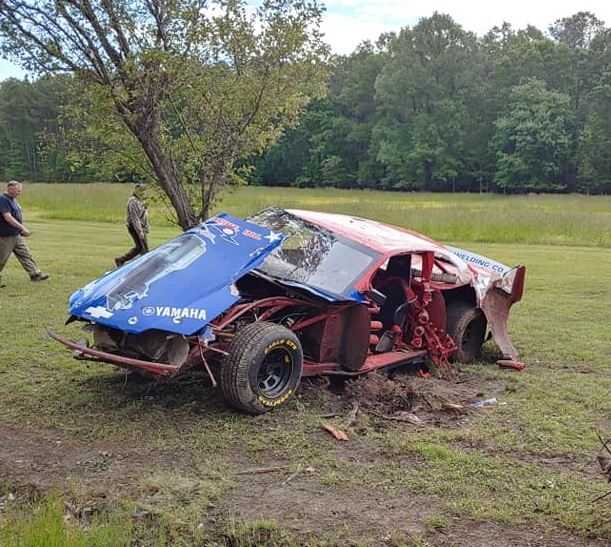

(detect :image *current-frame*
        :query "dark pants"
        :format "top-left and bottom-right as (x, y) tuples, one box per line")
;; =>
(117, 225), (149, 264)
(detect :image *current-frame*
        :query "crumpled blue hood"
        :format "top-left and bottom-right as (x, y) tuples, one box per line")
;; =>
(68, 213), (286, 335)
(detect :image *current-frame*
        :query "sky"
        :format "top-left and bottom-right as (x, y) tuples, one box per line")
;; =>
(1, 0), (610, 80)
(321, 0), (611, 54)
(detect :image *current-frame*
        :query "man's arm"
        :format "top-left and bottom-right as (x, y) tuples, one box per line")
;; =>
(2, 212), (30, 236)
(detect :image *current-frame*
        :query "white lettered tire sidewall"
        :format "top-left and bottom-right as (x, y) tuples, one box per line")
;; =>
(220, 322), (303, 414)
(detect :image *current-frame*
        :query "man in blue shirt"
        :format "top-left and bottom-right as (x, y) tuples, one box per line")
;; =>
(0, 180), (49, 288)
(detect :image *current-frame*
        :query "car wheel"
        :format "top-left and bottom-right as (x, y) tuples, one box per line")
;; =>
(220, 321), (303, 414)
(445, 301), (487, 363)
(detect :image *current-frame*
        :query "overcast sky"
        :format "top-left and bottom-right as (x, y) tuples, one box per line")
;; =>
(1, 0), (610, 80)
(321, 0), (611, 54)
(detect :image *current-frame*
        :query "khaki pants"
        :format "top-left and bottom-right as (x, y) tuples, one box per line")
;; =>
(0, 235), (41, 283)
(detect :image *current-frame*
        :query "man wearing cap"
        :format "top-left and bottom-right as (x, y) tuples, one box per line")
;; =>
(0, 180), (49, 288)
(115, 183), (150, 267)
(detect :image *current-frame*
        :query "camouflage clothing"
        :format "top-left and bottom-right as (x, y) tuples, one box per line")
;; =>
(115, 190), (149, 267)
(126, 193), (149, 238)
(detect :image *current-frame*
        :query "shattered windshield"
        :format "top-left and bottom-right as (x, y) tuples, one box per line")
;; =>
(249, 208), (380, 298)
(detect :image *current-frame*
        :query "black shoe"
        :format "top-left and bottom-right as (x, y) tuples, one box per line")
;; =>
(114, 258), (124, 268)
(31, 273), (49, 282)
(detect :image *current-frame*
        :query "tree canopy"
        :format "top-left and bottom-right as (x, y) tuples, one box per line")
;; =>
(2, 10), (610, 196)
(0, 0), (330, 228)
(255, 12), (611, 194)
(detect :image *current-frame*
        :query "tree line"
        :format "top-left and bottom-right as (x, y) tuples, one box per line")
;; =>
(1, 11), (610, 195)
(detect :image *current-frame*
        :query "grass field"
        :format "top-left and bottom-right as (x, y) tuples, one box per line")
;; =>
(22, 183), (611, 248)
(0, 184), (610, 546)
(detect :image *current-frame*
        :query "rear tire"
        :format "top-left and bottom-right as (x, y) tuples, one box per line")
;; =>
(221, 322), (303, 414)
(445, 301), (487, 363)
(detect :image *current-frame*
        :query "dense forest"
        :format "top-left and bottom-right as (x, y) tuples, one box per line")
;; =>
(1, 11), (610, 194)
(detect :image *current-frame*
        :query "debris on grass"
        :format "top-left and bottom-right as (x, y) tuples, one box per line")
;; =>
(594, 433), (611, 503)
(237, 465), (292, 475)
(341, 402), (359, 428)
(367, 410), (425, 427)
(320, 422), (349, 441)
(497, 359), (525, 371)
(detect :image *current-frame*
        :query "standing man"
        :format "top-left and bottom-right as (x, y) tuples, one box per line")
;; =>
(0, 180), (49, 288)
(115, 183), (149, 267)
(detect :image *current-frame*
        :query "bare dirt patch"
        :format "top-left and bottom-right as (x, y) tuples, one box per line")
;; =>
(1, 369), (608, 546)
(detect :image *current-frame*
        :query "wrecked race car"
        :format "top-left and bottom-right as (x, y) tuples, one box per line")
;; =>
(48, 206), (526, 414)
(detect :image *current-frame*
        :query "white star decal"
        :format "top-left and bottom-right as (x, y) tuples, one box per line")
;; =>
(85, 306), (113, 319)
(264, 231), (283, 243)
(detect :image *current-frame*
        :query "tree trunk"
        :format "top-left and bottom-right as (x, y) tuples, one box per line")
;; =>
(422, 158), (432, 192)
(124, 100), (198, 231)
(142, 137), (198, 230)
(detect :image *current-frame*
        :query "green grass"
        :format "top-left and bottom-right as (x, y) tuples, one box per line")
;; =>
(1, 184), (610, 545)
(0, 493), (134, 546)
(20, 183), (611, 247)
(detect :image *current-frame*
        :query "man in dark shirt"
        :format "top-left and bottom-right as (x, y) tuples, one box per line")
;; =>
(114, 183), (150, 267)
(0, 181), (49, 288)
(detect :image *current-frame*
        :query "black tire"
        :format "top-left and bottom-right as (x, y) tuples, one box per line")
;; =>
(220, 322), (303, 414)
(445, 301), (487, 363)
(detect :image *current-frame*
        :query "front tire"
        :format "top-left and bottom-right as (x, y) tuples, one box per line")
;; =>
(221, 322), (303, 414)
(445, 301), (487, 363)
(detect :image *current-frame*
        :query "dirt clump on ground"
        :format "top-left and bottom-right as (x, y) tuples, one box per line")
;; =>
(344, 371), (415, 413)
(302, 369), (504, 430)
